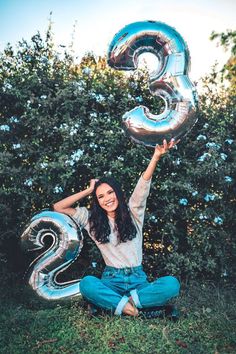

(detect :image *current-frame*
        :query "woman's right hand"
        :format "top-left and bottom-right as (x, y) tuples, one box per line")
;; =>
(53, 179), (99, 216)
(88, 179), (98, 193)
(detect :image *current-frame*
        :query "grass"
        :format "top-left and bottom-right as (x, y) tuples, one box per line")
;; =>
(0, 277), (236, 354)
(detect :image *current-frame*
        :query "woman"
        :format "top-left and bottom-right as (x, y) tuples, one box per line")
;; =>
(53, 139), (180, 318)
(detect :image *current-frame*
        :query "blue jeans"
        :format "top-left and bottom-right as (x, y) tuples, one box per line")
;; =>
(79, 265), (180, 315)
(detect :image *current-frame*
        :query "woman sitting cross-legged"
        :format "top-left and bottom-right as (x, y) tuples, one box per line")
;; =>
(53, 139), (180, 318)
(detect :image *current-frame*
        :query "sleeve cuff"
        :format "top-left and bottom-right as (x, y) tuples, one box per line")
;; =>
(141, 172), (152, 183)
(73, 206), (89, 228)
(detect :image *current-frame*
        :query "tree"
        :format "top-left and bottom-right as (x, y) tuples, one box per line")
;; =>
(0, 26), (235, 283)
(210, 30), (236, 88)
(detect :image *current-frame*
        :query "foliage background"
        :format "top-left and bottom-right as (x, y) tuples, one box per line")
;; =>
(0, 25), (235, 284)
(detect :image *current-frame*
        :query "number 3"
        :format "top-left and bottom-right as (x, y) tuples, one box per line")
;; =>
(108, 21), (198, 147)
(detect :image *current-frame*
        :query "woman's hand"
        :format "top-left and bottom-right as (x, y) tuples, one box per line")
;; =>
(153, 138), (179, 160)
(88, 179), (98, 193)
(53, 178), (99, 216)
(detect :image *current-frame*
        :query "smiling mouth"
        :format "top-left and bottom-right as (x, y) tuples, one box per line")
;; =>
(105, 201), (115, 207)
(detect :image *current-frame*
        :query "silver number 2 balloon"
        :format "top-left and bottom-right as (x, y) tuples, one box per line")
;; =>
(108, 21), (198, 146)
(21, 211), (83, 300)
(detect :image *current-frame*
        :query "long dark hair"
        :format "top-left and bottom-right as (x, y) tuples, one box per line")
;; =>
(89, 177), (137, 243)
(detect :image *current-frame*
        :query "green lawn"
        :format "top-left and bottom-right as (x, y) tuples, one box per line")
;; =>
(1, 277), (235, 354)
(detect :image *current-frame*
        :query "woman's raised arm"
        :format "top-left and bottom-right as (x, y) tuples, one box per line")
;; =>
(142, 139), (178, 181)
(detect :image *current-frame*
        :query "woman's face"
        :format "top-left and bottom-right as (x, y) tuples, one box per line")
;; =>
(95, 183), (119, 218)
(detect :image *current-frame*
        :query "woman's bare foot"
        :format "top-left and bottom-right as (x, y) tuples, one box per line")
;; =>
(122, 301), (139, 316)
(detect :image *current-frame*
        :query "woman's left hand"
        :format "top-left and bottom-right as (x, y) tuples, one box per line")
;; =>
(153, 138), (179, 160)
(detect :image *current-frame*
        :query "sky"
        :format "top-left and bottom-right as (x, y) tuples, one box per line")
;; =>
(0, 0), (235, 81)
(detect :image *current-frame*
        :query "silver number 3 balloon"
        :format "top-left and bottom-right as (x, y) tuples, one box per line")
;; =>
(21, 211), (83, 300)
(108, 21), (198, 146)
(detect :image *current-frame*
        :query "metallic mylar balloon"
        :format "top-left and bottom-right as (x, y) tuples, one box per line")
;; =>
(108, 21), (198, 147)
(21, 211), (83, 300)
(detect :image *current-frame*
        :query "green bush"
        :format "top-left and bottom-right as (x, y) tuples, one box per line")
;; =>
(0, 26), (235, 282)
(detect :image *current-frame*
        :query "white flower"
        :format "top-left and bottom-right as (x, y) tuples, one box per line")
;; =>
(82, 67), (91, 75)
(206, 142), (220, 150)
(224, 176), (233, 183)
(199, 213), (208, 220)
(54, 186), (63, 193)
(222, 269), (228, 277)
(10, 116), (19, 123)
(136, 96), (143, 103)
(70, 149), (83, 164)
(95, 94), (106, 103)
(197, 134), (207, 141)
(197, 153), (211, 162)
(204, 194), (216, 202)
(90, 142), (98, 148)
(179, 198), (188, 205)
(59, 123), (69, 130)
(24, 179), (33, 186)
(225, 139), (233, 145)
(214, 216), (223, 225)
(117, 156), (124, 161)
(70, 127), (78, 135)
(0, 125), (10, 131)
(40, 162), (48, 169)
(3, 82), (13, 90)
(220, 153), (227, 161)
(174, 158), (181, 165)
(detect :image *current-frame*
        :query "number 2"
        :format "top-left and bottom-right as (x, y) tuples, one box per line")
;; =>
(21, 211), (83, 300)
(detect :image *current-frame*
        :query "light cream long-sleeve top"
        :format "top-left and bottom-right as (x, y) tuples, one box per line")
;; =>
(73, 175), (151, 268)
